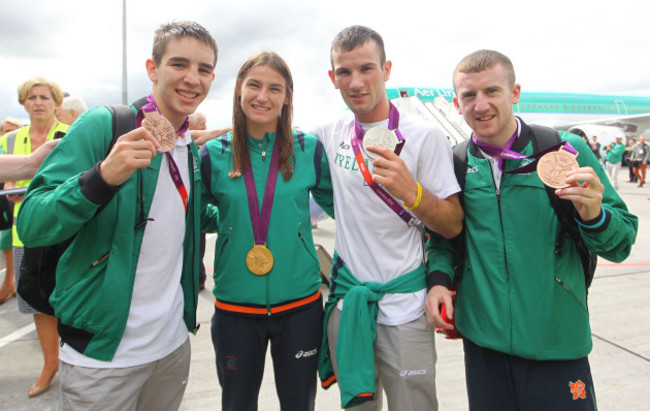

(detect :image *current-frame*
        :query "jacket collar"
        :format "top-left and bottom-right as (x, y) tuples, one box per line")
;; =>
(468, 116), (532, 158)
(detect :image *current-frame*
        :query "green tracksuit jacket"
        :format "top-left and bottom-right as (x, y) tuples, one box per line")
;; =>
(17, 103), (216, 361)
(200, 130), (333, 315)
(427, 120), (638, 360)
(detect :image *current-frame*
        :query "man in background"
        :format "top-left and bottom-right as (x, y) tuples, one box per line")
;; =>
(56, 95), (88, 125)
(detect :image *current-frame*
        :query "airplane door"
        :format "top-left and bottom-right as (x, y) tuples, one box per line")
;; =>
(615, 99), (628, 114)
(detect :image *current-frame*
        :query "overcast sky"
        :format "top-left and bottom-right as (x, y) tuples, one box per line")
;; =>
(1, 0), (648, 129)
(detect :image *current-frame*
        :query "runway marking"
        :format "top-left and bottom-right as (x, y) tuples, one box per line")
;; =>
(598, 262), (650, 267)
(0, 323), (36, 349)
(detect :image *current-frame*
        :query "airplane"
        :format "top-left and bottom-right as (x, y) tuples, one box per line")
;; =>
(387, 87), (650, 147)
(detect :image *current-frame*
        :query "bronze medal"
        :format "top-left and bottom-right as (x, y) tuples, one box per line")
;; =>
(537, 149), (579, 189)
(142, 111), (177, 152)
(246, 244), (274, 275)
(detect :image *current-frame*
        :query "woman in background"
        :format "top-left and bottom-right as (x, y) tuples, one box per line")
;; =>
(2, 77), (68, 397)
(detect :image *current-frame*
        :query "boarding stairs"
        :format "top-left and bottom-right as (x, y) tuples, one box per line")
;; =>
(391, 95), (471, 146)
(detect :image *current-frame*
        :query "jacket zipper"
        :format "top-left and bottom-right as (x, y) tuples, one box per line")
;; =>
(266, 274), (271, 316)
(66, 251), (110, 291)
(491, 159), (514, 352)
(554, 276), (585, 307)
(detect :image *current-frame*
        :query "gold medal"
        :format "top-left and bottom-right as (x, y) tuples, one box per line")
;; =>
(537, 149), (579, 189)
(246, 243), (274, 275)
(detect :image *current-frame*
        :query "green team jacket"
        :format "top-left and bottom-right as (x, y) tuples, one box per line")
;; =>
(605, 142), (626, 163)
(427, 120), (638, 360)
(17, 104), (217, 361)
(200, 130), (333, 316)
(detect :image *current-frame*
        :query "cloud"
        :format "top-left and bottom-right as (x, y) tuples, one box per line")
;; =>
(1, 0), (649, 128)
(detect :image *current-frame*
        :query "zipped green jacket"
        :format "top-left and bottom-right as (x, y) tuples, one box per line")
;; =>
(427, 120), (638, 360)
(200, 130), (333, 316)
(604, 142), (625, 163)
(17, 103), (216, 361)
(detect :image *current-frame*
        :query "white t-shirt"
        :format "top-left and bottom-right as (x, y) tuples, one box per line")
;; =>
(60, 135), (192, 368)
(311, 109), (459, 325)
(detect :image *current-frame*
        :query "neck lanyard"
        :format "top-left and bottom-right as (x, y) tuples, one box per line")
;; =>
(244, 134), (281, 246)
(473, 127), (577, 175)
(137, 94), (190, 213)
(351, 103), (421, 229)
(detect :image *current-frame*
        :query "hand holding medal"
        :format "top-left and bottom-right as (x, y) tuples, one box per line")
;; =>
(142, 111), (177, 152)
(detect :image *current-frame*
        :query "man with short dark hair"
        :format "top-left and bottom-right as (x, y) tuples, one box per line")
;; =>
(18, 21), (219, 409)
(313, 25), (462, 410)
(426, 49), (638, 411)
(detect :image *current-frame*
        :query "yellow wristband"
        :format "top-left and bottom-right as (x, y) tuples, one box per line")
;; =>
(403, 182), (422, 210)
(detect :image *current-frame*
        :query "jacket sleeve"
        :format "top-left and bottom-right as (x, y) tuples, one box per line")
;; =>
(199, 144), (219, 233)
(17, 108), (119, 247)
(425, 229), (458, 290)
(566, 135), (638, 262)
(310, 139), (335, 219)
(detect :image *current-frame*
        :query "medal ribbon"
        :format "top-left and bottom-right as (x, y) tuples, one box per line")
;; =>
(351, 103), (420, 228)
(244, 135), (281, 246)
(136, 94), (190, 212)
(166, 151), (188, 213)
(472, 128), (578, 174)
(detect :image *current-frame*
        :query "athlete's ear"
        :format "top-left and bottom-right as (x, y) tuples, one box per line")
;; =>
(511, 84), (521, 105)
(383, 60), (392, 82)
(146, 59), (158, 83)
(328, 70), (339, 89)
(453, 96), (462, 115)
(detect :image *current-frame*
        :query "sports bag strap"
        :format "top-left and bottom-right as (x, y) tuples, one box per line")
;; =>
(450, 139), (470, 286)
(452, 139), (470, 195)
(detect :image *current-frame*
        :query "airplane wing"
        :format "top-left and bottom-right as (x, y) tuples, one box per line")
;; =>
(552, 113), (650, 136)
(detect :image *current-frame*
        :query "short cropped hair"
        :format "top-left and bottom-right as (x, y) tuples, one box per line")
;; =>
(61, 96), (88, 114)
(17, 77), (64, 106)
(453, 49), (516, 90)
(330, 25), (386, 67)
(1, 117), (22, 129)
(152, 21), (218, 66)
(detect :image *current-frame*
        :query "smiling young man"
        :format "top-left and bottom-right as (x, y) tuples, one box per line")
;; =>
(425, 50), (638, 410)
(17, 21), (218, 410)
(312, 25), (462, 410)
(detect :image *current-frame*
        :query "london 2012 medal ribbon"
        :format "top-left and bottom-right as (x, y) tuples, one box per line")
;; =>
(537, 148), (579, 189)
(142, 111), (177, 152)
(244, 135), (281, 275)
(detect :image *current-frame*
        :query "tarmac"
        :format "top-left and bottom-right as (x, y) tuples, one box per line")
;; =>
(0, 169), (649, 410)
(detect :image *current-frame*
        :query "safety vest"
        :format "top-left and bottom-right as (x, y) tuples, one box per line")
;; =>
(10, 122), (69, 246)
(0, 129), (19, 155)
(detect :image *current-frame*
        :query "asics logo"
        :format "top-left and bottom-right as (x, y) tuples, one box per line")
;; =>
(399, 369), (427, 377)
(295, 348), (318, 359)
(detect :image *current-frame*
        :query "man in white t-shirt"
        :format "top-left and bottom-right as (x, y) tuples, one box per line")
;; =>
(17, 21), (219, 410)
(312, 25), (463, 410)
